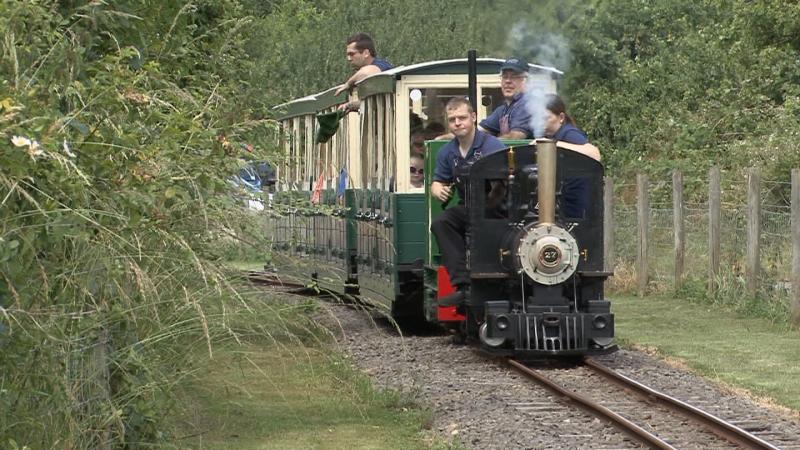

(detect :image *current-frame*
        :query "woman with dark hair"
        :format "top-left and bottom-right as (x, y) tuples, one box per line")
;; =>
(544, 94), (586, 143)
(540, 94), (601, 162)
(538, 94), (601, 217)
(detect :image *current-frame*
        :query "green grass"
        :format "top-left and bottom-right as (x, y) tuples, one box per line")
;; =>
(168, 342), (438, 449)
(225, 260), (271, 271)
(613, 293), (800, 411)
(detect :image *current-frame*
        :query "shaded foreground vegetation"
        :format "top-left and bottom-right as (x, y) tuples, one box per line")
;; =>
(0, 1), (277, 447)
(3, 0), (800, 447)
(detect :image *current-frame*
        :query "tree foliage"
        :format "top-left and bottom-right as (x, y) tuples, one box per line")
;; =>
(564, 0), (800, 191)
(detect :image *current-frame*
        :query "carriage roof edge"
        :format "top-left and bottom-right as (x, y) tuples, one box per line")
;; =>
(272, 58), (564, 120)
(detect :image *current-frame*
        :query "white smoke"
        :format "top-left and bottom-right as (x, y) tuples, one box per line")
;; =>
(506, 22), (572, 71)
(506, 22), (572, 138)
(526, 88), (549, 139)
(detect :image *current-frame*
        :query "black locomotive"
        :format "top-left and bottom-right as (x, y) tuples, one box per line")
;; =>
(436, 139), (616, 356)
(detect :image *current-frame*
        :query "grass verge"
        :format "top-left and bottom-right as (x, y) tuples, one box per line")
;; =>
(613, 293), (800, 411)
(167, 340), (439, 449)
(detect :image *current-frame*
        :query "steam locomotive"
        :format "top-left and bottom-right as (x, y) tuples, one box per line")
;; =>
(269, 55), (615, 356)
(434, 139), (615, 355)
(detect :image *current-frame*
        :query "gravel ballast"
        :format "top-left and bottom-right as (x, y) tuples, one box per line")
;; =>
(320, 303), (800, 449)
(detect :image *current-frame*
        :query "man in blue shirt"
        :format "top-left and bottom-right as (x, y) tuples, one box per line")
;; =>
(479, 57), (534, 139)
(431, 97), (506, 307)
(334, 33), (394, 98)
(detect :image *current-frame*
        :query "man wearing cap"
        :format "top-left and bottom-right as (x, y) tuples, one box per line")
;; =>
(478, 57), (534, 139)
(334, 32), (394, 98)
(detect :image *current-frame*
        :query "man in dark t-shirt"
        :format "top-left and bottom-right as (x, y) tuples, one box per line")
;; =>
(334, 32), (394, 98)
(431, 97), (505, 307)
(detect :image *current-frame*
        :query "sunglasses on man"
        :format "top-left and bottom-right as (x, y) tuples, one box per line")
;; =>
(410, 167), (423, 174)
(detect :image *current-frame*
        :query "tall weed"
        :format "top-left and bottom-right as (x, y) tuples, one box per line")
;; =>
(0, 1), (281, 447)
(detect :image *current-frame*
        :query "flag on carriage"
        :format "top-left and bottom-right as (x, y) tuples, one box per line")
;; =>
(311, 173), (325, 204)
(337, 167), (348, 198)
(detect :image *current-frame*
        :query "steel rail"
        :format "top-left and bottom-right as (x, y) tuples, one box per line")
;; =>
(584, 357), (780, 450)
(506, 358), (678, 450)
(243, 271), (376, 309)
(244, 271), (311, 290)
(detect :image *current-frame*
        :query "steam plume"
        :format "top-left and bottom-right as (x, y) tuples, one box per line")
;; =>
(506, 22), (572, 139)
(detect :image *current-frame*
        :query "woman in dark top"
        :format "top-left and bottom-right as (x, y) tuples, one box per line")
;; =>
(543, 94), (590, 145)
(540, 94), (599, 218)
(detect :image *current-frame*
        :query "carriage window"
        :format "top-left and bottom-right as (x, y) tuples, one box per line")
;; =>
(481, 87), (504, 119)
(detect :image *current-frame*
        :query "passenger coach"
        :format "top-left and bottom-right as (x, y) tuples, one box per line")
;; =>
(269, 58), (562, 322)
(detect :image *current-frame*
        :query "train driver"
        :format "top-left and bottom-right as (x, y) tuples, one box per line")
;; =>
(430, 97), (506, 307)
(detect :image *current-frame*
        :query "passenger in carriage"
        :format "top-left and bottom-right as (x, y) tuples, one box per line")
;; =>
(478, 57), (534, 139)
(423, 122), (446, 140)
(410, 154), (425, 188)
(334, 32), (394, 110)
(411, 112), (423, 131)
(430, 97), (505, 307)
(411, 130), (426, 157)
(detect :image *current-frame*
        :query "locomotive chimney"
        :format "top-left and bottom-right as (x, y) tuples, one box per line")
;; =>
(467, 49), (477, 113)
(536, 138), (556, 224)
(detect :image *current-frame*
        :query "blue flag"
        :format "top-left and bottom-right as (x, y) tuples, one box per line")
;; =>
(337, 167), (348, 197)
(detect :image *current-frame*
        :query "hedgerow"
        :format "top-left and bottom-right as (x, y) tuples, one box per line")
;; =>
(0, 1), (276, 447)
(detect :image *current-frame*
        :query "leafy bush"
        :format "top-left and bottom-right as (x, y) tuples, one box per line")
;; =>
(565, 0), (800, 197)
(0, 1), (278, 447)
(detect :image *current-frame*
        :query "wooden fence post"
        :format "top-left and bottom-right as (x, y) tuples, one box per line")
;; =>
(637, 173), (649, 297)
(709, 167), (721, 295)
(746, 167), (761, 297)
(604, 176), (615, 273)
(791, 169), (800, 325)
(673, 170), (685, 291)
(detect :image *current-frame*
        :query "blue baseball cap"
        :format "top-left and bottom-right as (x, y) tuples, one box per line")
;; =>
(500, 57), (529, 74)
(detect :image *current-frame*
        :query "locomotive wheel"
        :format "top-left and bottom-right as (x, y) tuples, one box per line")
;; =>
(479, 322), (506, 347)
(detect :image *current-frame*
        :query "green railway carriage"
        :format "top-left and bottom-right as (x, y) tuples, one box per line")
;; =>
(269, 58), (562, 321)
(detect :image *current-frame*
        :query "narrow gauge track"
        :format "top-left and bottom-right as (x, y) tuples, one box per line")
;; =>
(244, 270), (309, 290)
(243, 271), (791, 448)
(243, 270), (377, 308)
(507, 358), (781, 449)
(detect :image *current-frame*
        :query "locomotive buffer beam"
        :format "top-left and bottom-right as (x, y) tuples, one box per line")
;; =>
(480, 300), (616, 356)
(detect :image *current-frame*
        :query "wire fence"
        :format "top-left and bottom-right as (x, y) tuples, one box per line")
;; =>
(607, 169), (800, 323)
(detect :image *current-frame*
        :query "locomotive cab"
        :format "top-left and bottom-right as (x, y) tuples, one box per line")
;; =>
(461, 139), (616, 356)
